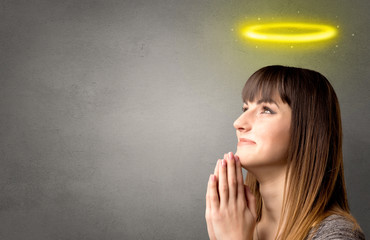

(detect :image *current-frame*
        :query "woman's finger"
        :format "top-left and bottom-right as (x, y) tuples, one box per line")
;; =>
(206, 175), (217, 240)
(213, 159), (220, 179)
(209, 174), (220, 210)
(235, 155), (244, 199)
(227, 152), (237, 202)
(219, 158), (229, 206)
(206, 174), (212, 212)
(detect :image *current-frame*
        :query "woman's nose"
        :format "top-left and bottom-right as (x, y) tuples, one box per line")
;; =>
(233, 113), (252, 132)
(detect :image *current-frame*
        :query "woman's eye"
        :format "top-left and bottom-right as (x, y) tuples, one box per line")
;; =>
(242, 107), (248, 112)
(262, 106), (274, 114)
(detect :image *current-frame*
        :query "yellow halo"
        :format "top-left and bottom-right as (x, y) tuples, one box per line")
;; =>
(242, 22), (337, 43)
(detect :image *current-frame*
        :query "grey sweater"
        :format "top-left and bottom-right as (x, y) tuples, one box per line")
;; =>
(307, 214), (365, 240)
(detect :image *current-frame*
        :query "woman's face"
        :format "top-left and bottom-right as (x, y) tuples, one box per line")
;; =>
(233, 95), (292, 173)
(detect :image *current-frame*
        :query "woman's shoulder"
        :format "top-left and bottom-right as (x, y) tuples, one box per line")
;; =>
(308, 214), (365, 240)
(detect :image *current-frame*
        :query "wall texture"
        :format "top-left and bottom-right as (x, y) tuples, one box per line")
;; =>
(0, 0), (369, 239)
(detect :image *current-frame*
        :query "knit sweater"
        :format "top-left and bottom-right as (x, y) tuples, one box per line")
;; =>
(306, 214), (365, 240)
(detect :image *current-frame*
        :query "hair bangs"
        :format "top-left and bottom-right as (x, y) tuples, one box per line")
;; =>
(241, 65), (291, 105)
(242, 65), (295, 106)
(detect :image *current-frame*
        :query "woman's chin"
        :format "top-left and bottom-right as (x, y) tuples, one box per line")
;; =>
(235, 148), (251, 160)
(235, 147), (246, 157)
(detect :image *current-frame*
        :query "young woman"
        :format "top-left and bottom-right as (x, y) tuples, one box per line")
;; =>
(205, 66), (365, 240)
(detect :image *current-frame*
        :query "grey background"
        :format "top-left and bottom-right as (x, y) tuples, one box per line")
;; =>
(1, 0), (369, 239)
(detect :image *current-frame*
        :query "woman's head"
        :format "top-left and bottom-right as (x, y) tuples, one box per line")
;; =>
(233, 79), (292, 178)
(239, 65), (349, 239)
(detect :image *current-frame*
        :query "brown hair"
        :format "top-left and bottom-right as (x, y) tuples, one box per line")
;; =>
(242, 65), (359, 239)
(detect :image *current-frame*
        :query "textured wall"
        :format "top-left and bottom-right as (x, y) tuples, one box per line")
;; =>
(0, 0), (369, 239)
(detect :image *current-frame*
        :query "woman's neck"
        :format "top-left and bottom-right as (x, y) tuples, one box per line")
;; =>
(254, 166), (287, 239)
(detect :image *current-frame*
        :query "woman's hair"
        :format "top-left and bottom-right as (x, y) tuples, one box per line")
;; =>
(243, 65), (358, 240)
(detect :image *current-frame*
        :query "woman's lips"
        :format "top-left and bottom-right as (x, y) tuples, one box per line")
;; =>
(238, 138), (256, 146)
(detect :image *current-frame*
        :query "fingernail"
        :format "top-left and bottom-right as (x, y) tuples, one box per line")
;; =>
(235, 155), (239, 162)
(222, 159), (226, 167)
(228, 152), (233, 160)
(224, 153), (227, 160)
(212, 175), (216, 181)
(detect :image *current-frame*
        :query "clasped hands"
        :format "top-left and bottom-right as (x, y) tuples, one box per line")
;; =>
(205, 152), (257, 240)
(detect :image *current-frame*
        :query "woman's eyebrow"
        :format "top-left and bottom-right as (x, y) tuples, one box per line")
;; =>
(256, 98), (280, 108)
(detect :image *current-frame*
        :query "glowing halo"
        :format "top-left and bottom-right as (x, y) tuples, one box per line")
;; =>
(242, 22), (337, 43)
